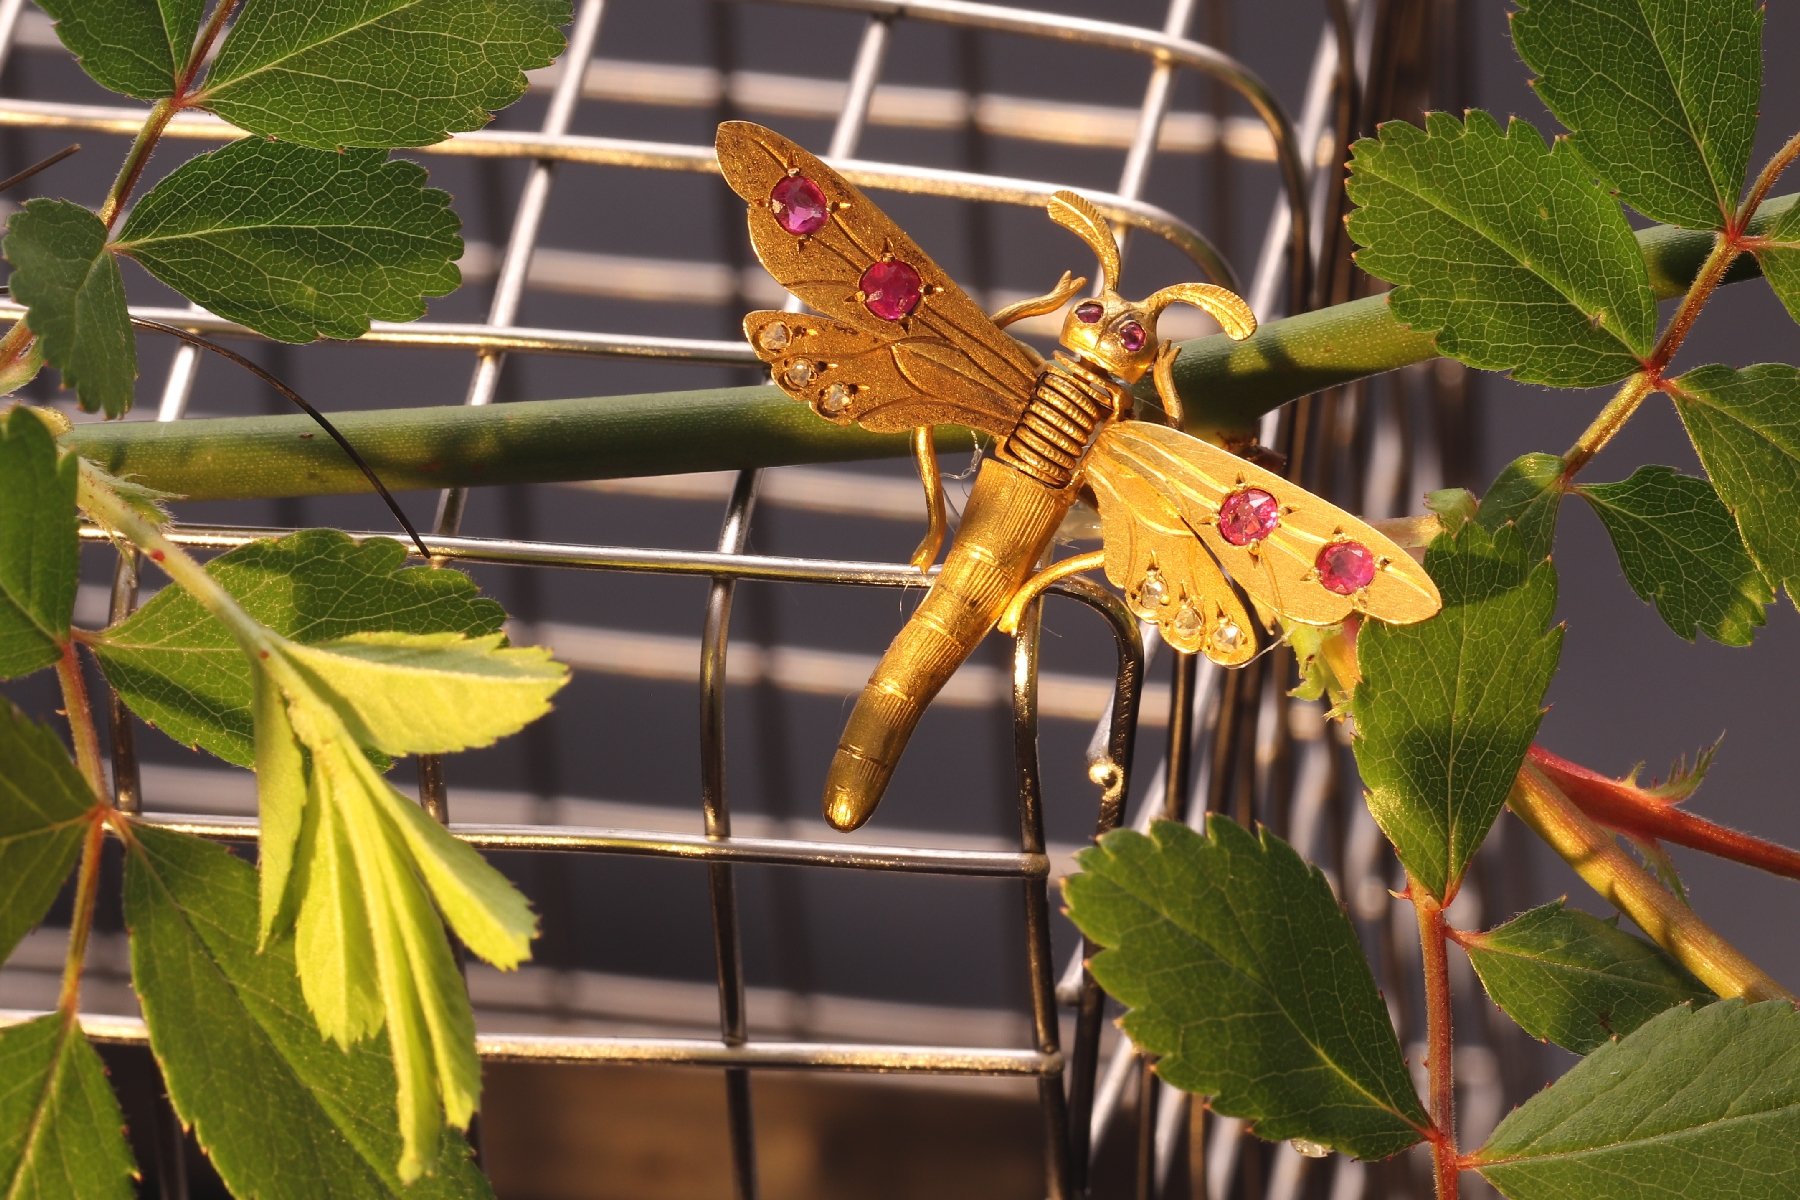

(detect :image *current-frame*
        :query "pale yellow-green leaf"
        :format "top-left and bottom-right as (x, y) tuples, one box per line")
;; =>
(381, 791), (536, 970)
(293, 764), (383, 1047)
(282, 631), (567, 756)
(252, 671), (307, 945)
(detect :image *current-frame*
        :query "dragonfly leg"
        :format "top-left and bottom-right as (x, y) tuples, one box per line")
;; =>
(908, 425), (948, 573)
(990, 270), (1088, 329)
(997, 549), (1107, 634)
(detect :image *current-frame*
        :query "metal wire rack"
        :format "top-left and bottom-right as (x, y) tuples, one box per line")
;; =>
(0, 1), (1508, 1196)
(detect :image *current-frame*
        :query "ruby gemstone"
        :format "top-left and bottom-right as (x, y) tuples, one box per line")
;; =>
(1217, 488), (1279, 546)
(1316, 541), (1376, 595)
(1075, 301), (1104, 324)
(1118, 320), (1146, 351)
(861, 260), (923, 321)
(770, 175), (829, 235)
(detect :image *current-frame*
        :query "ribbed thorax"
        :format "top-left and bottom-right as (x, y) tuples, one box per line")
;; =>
(996, 353), (1126, 489)
(822, 458), (1078, 830)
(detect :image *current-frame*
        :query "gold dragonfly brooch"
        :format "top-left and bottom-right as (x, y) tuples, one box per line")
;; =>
(718, 121), (1442, 833)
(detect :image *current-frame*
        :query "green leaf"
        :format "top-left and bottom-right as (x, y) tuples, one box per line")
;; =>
(1511, 0), (1762, 229)
(114, 138), (461, 344)
(1462, 901), (1712, 1055)
(1669, 364), (1800, 608)
(284, 632), (567, 755)
(1754, 200), (1800, 324)
(0, 408), (78, 679)
(1064, 818), (1429, 1160)
(1578, 465), (1771, 645)
(1474, 1000), (1800, 1197)
(93, 529), (505, 766)
(197, 0), (570, 149)
(33, 0), (202, 99)
(124, 824), (494, 1197)
(0, 703), (93, 967)
(0, 1015), (136, 1198)
(1346, 110), (1655, 387)
(2, 199), (135, 416)
(1351, 523), (1563, 900)
(1479, 452), (1565, 562)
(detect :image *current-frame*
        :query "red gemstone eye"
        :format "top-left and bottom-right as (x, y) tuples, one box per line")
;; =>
(1118, 320), (1146, 351)
(770, 175), (829, 235)
(1075, 301), (1104, 324)
(1217, 488), (1279, 546)
(861, 260), (923, 321)
(1316, 542), (1376, 595)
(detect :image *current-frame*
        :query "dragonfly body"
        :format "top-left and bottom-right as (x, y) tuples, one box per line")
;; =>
(718, 121), (1442, 833)
(824, 354), (1127, 828)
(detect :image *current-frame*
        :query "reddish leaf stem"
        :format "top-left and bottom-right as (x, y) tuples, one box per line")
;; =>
(1529, 746), (1800, 882)
(1563, 191), (1748, 477)
(1411, 880), (1459, 1199)
(1738, 129), (1800, 229)
(53, 639), (105, 800)
(55, 814), (107, 1018)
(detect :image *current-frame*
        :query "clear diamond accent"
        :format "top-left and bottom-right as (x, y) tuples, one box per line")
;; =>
(821, 383), (852, 415)
(1171, 602), (1202, 638)
(781, 359), (815, 388)
(1212, 622), (1244, 653)
(1139, 568), (1169, 607)
(756, 322), (790, 353)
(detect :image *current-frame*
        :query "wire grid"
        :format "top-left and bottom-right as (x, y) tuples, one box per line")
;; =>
(0, 1), (1504, 1196)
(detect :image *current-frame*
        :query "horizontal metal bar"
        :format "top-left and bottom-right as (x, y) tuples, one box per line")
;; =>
(0, 300), (754, 364)
(0, 100), (1227, 279)
(0, 1010), (1056, 1075)
(137, 814), (1047, 877)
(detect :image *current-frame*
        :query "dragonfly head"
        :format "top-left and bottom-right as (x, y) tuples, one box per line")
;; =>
(1046, 190), (1258, 385)
(1059, 293), (1160, 383)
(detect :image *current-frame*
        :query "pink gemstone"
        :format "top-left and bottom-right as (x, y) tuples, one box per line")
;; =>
(1118, 320), (1146, 351)
(1217, 488), (1280, 546)
(1075, 301), (1104, 323)
(861, 260), (923, 321)
(770, 175), (829, 235)
(1316, 541), (1376, 595)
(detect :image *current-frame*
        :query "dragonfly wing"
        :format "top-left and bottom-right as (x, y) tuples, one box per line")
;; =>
(1087, 454), (1257, 665)
(1089, 421), (1442, 629)
(745, 309), (1029, 438)
(721, 122), (1038, 437)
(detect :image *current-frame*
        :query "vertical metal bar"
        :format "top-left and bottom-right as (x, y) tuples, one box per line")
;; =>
(417, 0), (608, 821)
(700, 470), (760, 1200)
(1009, 605), (1072, 1200)
(429, 0), (609, 538)
(697, 17), (895, 1198)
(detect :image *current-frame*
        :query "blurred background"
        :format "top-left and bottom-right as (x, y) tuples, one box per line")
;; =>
(1, 0), (1796, 1196)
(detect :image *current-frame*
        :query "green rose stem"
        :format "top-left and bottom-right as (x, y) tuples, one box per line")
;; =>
(47, 196), (1792, 503)
(1410, 881), (1458, 1199)
(1505, 761), (1792, 1004)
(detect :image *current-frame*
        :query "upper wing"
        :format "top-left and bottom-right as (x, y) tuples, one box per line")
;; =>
(1089, 421), (1442, 629)
(719, 121), (1038, 437)
(1087, 453), (1257, 665)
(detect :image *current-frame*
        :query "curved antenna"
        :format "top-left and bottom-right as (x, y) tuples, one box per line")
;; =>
(1048, 191), (1121, 292)
(1143, 281), (1258, 340)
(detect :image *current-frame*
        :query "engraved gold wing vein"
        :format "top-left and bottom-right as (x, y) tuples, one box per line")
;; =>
(1089, 422), (1442, 627)
(1086, 454), (1257, 664)
(717, 121), (1037, 436)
